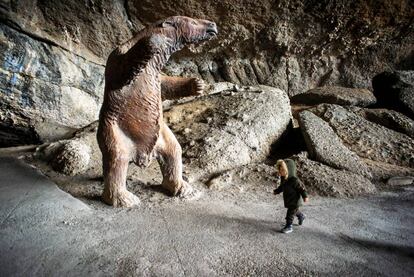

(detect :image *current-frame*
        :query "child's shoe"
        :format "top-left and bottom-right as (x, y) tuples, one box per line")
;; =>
(297, 214), (306, 225)
(281, 224), (293, 233)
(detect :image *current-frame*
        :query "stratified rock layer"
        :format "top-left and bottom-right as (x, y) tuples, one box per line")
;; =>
(0, 24), (104, 146)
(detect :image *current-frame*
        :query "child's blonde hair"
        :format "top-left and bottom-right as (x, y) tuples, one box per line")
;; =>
(276, 159), (288, 178)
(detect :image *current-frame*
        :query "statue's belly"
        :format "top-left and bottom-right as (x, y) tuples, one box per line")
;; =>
(117, 80), (162, 157)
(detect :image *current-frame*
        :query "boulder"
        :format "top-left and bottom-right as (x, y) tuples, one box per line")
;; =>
(372, 71), (414, 119)
(166, 85), (292, 176)
(362, 159), (414, 181)
(311, 104), (414, 168)
(0, 24), (105, 146)
(349, 107), (414, 139)
(36, 122), (102, 176)
(292, 152), (375, 197)
(291, 86), (376, 107)
(50, 140), (91, 176)
(298, 110), (371, 178)
(386, 176), (414, 186)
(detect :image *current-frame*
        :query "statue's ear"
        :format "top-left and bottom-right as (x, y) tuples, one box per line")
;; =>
(161, 20), (175, 28)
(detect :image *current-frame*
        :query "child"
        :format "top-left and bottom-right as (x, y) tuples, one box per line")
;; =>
(274, 159), (309, 234)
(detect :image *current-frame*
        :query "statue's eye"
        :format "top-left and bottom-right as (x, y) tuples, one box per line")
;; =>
(190, 20), (197, 26)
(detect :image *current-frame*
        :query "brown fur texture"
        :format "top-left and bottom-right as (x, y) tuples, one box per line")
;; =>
(97, 16), (218, 207)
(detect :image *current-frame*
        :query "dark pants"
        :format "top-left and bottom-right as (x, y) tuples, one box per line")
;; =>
(285, 207), (304, 225)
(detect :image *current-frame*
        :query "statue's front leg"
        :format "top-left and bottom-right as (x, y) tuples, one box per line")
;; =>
(160, 75), (206, 100)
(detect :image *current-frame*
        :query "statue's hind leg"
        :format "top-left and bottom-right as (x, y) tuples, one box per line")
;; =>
(99, 125), (140, 207)
(155, 123), (200, 198)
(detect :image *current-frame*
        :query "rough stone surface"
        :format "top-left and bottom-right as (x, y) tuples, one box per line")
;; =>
(311, 104), (414, 168)
(372, 71), (414, 119)
(349, 107), (414, 139)
(292, 153), (375, 197)
(386, 176), (414, 186)
(298, 110), (371, 178)
(165, 85), (292, 176)
(206, 171), (234, 191)
(0, 0), (136, 63)
(363, 159), (414, 182)
(0, 24), (105, 146)
(50, 140), (91, 176)
(35, 122), (101, 175)
(291, 86), (376, 107)
(1, 0), (413, 145)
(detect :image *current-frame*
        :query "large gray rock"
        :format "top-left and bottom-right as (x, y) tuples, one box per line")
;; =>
(298, 110), (371, 178)
(166, 85), (292, 176)
(291, 86), (376, 107)
(36, 122), (102, 176)
(311, 104), (414, 168)
(363, 158), (414, 181)
(349, 107), (414, 139)
(292, 152), (375, 197)
(51, 140), (91, 176)
(386, 176), (414, 186)
(0, 24), (104, 146)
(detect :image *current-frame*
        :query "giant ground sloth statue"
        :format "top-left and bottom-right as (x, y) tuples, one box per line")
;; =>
(97, 16), (218, 207)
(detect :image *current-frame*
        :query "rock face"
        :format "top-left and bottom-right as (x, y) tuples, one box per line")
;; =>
(292, 153), (375, 197)
(298, 110), (371, 178)
(372, 71), (414, 119)
(166, 85), (292, 176)
(363, 158), (414, 181)
(1, 0), (413, 146)
(294, 104), (414, 182)
(311, 104), (414, 169)
(350, 107), (414, 139)
(291, 86), (376, 107)
(0, 24), (105, 146)
(0, 0), (136, 63)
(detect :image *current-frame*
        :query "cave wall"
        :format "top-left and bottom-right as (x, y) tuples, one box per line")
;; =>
(0, 0), (413, 146)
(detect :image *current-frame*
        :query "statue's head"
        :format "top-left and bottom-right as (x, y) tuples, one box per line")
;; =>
(154, 16), (218, 45)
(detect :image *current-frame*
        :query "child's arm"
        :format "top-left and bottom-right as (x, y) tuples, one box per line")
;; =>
(295, 179), (309, 201)
(273, 182), (284, 195)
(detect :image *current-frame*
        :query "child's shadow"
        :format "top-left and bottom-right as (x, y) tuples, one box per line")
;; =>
(204, 213), (283, 235)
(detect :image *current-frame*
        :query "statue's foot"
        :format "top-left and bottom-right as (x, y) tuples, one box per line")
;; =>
(102, 189), (141, 208)
(176, 181), (202, 200)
